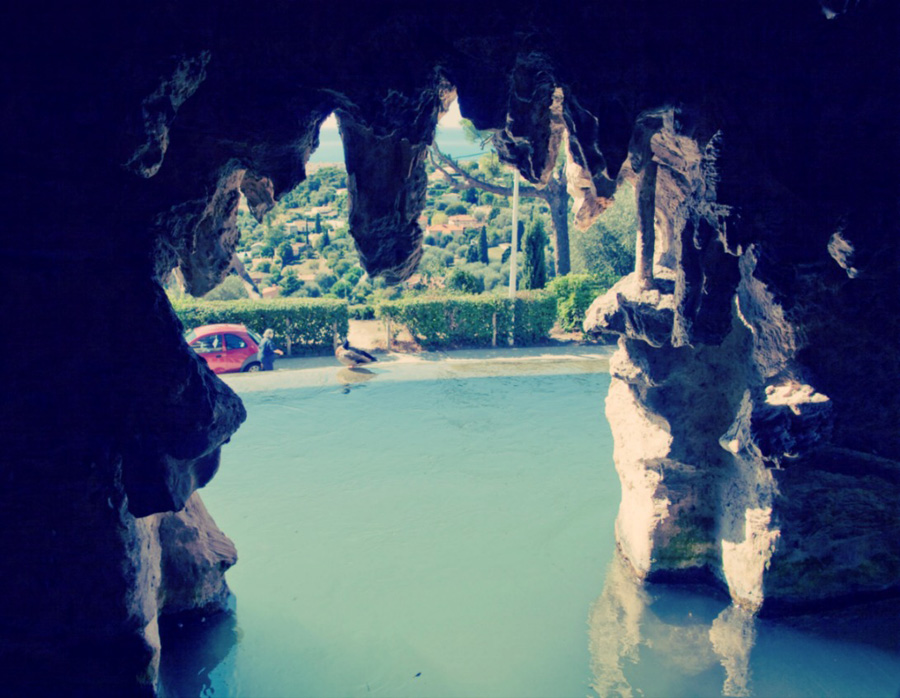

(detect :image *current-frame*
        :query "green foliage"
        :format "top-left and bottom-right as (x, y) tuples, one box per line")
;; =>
(460, 118), (492, 147)
(445, 203), (468, 216)
(331, 278), (353, 299)
(344, 266), (364, 285)
(547, 274), (601, 333)
(277, 241), (293, 263)
(465, 243), (480, 264)
(479, 152), (502, 179)
(478, 228), (489, 264)
(462, 188), (478, 204)
(512, 291), (558, 344)
(279, 271), (302, 296)
(259, 244), (274, 258)
(202, 274), (249, 301)
(315, 271), (337, 291)
(523, 218), (548, 290)
(446, 268), (484, 294)
(572, 181), (637, 283)
(431, 211), (448, 225)
(377, 292), (555, 349)
(171, 297), (349, 355)
(348, 304), (376, 320)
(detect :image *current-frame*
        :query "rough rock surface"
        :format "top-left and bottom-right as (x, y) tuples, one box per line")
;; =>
(154, 492), (238, 616)
(1, 1), (898, 693)
(584, 4), (900, 612)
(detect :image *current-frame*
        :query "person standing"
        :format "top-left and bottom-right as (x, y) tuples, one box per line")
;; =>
(257, 328), (283, 371)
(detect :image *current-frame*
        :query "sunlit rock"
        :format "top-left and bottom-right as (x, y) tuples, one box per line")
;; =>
(585, 271), (676, 348)
(155, 492), (237, 616)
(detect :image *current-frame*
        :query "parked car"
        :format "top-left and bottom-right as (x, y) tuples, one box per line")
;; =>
(185, 323), (263, 374)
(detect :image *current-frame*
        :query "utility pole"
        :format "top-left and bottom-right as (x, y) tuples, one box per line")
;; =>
(508, 169), (519, 346)
(508, 169), (519, 299)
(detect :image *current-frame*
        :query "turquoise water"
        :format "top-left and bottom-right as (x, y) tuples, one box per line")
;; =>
(159, 361), (900, 698)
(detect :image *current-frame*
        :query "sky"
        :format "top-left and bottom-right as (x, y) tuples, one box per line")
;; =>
(310, 98), (484, 163)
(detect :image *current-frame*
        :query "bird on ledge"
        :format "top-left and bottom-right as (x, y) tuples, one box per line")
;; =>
(334, 338), (377, 370)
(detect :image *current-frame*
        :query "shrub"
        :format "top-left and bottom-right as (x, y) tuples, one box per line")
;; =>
(547, 274), (601, 333)
(446, 268), (483, 294)
(171, 297), (348, 355)
(348, 304), (375, 320)
(377, 292), (556, 349)
(445, 203), (468, 216)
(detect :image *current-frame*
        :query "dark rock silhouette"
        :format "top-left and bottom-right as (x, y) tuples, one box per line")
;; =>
(1, 1), (897, 692)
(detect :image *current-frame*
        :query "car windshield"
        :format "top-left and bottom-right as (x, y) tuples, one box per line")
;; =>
(248, 329), (262, 344)
(184, 329), (197, 343)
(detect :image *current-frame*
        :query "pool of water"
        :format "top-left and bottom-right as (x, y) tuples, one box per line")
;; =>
(159, 359), (900, 698)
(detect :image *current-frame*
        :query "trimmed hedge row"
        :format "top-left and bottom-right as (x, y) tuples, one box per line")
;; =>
(170, 297), (349, 355)
(376, 292), (556, 349)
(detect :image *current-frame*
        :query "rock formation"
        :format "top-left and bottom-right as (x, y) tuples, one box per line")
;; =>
(1, 1), (897, 693)
(583, 4), (900, 613)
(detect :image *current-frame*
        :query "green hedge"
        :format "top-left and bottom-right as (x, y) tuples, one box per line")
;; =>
(170, 297), (349, 355)
(376, 292), (556, 349)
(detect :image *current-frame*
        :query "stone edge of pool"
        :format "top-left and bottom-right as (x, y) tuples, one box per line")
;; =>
(220, 344), (616, 392)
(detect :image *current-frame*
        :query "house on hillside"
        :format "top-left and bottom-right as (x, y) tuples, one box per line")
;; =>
(261, 286), (280, 299)
(424, 222), (466, 238)
(448, 214), (480, 229)
(308, 205), (337, 218)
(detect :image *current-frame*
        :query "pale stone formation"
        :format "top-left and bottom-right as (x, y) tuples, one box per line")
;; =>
(586, 92), (900, 612)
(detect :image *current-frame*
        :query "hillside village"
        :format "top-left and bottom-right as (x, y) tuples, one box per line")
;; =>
(187, 148), (637, 318)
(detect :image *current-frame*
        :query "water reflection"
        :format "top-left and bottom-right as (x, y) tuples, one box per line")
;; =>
(158, 601), (239, 698)
(337, 367), (377, 394)
(588, 552), (900, 698)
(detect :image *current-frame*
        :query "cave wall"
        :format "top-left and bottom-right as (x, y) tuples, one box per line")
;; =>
(1, 1), (897, 692)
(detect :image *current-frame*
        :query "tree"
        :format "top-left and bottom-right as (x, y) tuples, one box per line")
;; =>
(465, 243), (480, 263)
(445, 203), (468, 216)
(478, 227), (489, 264)
(314, 212), (323, 235)
(277, 241), (293, 263)
(523, 217), (548, 289)
(446, 268), (483, 294)
(571, 181), (637, 287)
(430, 146), (571, 275)
(203, 274), (249, 301)
(462, 188), (478, 204)
(280, 272), (302, 296)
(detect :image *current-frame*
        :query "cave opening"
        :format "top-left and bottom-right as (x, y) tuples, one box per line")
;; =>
(3, 2), (899, 695)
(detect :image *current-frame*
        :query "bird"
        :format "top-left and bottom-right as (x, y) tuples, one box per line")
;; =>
(334, 338), (377, 370)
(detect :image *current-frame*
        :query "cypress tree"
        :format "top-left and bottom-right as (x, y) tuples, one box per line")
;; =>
(478, 227), (489, 264)
(523, 218), (548, 289)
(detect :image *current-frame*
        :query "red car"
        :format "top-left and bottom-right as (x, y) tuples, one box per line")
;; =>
(185, 323), (263, 374)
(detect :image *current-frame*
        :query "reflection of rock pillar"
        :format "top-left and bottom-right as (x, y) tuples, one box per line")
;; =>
(588, 551), (650, 698)
(635, 159), (658, 290)
(709, 605), (756, 698)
